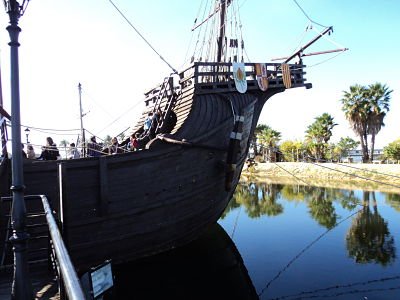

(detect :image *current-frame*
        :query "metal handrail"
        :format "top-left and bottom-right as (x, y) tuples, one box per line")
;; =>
(36, 195), (85, 300)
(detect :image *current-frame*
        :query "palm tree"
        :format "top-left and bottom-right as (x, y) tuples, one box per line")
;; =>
(340, 84), (369, 162)
(253, 124), (268, 156)
(306, 187), (338, 229)
(341, 83), (392, 162)
(366, 83), (392, 161)
(336, 136), (360, 162)
(59, 139), (69, 159)
(346, 191), (395, 265)
(258, 184), (284, 216)
(257, 126), (281, 162)
(305, 113), (337, 161)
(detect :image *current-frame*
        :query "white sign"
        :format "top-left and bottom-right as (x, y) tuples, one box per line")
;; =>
(91, 262), (113, 298)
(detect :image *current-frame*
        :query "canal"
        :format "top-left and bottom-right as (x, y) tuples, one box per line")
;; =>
(111, 183), (400, 299)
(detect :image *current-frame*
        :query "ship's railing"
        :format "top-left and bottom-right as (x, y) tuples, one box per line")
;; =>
(178, 61), (310, 94)
(143, 76), (180, 107)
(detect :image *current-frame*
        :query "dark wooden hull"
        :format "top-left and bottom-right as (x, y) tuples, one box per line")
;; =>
(113, 223), (259, 299)
(0, 62), (308, 272)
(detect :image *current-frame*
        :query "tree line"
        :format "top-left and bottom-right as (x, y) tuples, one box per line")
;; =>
(252, 82), (399, 163)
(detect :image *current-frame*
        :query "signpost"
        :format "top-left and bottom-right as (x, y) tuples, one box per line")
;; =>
(80, 260), (114, 299)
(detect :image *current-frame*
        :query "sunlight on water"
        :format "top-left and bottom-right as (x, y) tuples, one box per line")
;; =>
(109, 183), (399, 299)
(219, 183), (400, 300)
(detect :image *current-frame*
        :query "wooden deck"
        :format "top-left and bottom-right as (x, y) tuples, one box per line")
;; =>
(0, 262), (59, 299)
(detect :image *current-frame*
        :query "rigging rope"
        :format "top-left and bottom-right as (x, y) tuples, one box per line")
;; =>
(239, 0), (249, 9)
(292, 0), (330, 28)
(303, 49), (347, 68)
(288, 25), (310, 58)
(82, 87), (115, 119)
(95, 99), (142, 136)
(85, 129), (104, 142)
(273, 162), (311, 186)
(230, 205), (242, 239)
(21, 125), (80, 132)
(335, 162), (400, 180)
(304, 157), (400, 190)
(311, 26), (346, 49)
(191, 0), (246, 63)
(258, 207), (363, 297)
(81, 85), (145, 138)
(271, 275), (400, 300)
(256, 147), (400, 190)
(292, 286), (400, 299)
(108, 0), (178, 74)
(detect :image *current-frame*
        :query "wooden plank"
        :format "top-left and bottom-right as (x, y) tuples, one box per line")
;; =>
(98, 157), (109, 216)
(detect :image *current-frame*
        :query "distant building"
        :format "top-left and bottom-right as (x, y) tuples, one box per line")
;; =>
(344, 149), (384, 163)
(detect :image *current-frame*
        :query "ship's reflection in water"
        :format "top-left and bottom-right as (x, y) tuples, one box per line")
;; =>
(110, 223), (258, 300)
(106, 183), (400, 300)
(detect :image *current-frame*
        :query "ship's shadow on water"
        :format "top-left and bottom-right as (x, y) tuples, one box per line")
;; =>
(110, 223), (258, 300)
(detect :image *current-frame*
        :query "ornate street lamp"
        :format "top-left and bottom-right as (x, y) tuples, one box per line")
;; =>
(3, 0), (33, 299)
(24, 127), (29, 143)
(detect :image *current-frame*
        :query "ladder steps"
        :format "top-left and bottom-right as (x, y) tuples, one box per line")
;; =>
(1, 196), (51, 267)
(28, 247), (49, 254)
(29, 235), (49, 241)
(5, 213), (46, 218)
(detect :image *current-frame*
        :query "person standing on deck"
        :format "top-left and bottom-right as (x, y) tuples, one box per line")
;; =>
(149, 108), (162, 139)
(68, 143), (81, 159)
(37, 137), (60, 160)
(109, 137), (123, 155)
(143, 112), (153, 133)
(87, 136), (102, 157)
(26, 144), (35, 159)
(128, 133), (139, 151)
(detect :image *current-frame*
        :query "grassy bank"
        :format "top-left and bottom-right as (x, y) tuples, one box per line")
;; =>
(241, 162), (400, 194)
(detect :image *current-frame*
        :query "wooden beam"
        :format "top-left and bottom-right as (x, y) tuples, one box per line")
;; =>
(272, 47), (348, 61)
(271, 26), (334, 63)
(0, 106), (11, 120)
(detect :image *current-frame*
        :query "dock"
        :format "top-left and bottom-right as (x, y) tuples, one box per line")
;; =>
(0, 262), (59, 299)
(0, 195), (86, 299)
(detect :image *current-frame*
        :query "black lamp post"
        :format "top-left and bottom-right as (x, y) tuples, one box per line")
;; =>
(3, 0), (33, 299)
(24, 127), (29, 144)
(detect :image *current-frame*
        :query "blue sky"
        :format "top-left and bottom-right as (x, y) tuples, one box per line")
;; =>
(0, 0), (398, 150)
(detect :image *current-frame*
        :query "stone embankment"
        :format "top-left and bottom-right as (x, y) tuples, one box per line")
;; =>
(241, 162), (400, 193)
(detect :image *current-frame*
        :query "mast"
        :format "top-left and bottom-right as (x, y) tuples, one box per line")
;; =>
(78, 83), (86, 157)
(217, 0), (227, 63)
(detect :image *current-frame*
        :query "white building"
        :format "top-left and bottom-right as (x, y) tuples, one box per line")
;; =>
(345, 149), (384, 163)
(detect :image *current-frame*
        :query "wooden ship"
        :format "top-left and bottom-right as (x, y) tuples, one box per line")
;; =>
(0, 0), (338, 275)
(113, 223), (259, 299)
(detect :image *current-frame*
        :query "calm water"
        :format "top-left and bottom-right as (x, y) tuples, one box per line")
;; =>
(111, 183), (400, 300)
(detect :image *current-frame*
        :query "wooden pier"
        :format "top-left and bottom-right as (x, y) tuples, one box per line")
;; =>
(0, 262), (59, 299)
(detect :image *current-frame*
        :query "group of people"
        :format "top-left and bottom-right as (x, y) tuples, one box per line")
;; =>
(23, 109), (166, 161)
(22, 143), (36, 160)
(103, 108), (164, 154)
(144, 109), (162, 140)
(103, 134), (140, 155)
(21, 137), (77, 161)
